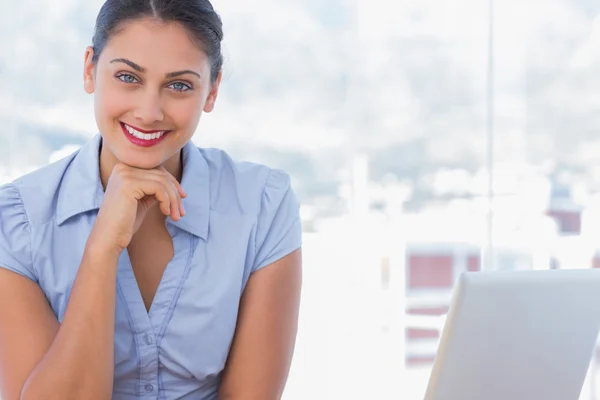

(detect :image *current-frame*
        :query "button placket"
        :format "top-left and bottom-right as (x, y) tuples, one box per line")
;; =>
(137, 331), (159, 396)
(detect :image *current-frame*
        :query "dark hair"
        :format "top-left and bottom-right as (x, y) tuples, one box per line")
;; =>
(91, 0), (224, 83)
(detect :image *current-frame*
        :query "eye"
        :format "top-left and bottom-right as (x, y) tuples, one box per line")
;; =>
(169, 82), (192, 92)
(116, 73), (139, 84)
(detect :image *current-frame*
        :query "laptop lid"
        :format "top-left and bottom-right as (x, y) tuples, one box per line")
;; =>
(424, 269), (600, 400)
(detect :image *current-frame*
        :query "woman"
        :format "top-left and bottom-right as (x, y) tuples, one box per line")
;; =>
(0, 1), (302, 399)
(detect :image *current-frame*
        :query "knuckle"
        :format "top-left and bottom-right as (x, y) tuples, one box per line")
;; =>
(121, 175), (134, 187)
(151, 181), (163, 193)
(166, 182), (177, 195)
(113, 163), (127, 174)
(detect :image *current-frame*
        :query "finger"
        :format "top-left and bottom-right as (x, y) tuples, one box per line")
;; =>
(163, 176), (183, 220)
(129, 168), (181, 220)
(164, 172), (186, 216)
(136, 180), (171, 216)
(143, 173), (181, 221)
(169, 173), (187, 199)
(116, 166), (176, 218)
(142, 167), (186, 198)
(130, 167), (184, 219)
(157, 166), (187, 198)
(154, 167), (185, 217)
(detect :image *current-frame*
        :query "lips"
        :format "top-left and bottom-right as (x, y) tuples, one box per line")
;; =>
(120, 122), (171, 147)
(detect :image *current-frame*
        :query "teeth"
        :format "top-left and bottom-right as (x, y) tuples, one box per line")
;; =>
(124, 124), (166, 141)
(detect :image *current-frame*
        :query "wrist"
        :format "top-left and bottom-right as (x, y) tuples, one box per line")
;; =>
(84, 236), (124, 261)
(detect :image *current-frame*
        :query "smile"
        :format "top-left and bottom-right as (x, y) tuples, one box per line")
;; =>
(120, 122), (171, 147)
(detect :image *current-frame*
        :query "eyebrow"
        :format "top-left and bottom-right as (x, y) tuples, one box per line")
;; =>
(110, 58), (201, 79)
(165, 70), (201, 79)
(110, 58), (144, 72)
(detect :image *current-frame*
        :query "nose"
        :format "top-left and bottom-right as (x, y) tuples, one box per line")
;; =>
(133, 90), (164, 124)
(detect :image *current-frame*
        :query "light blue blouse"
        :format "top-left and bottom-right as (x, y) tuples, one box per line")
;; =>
(0, 134), (302, 399)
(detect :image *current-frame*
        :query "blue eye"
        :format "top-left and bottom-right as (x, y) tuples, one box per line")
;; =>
(169, 82), (192, 92)
(117, 73), (138, 84)
(115, 73), (191, 92)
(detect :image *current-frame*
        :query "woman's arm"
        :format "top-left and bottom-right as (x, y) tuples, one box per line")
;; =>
(0, 164), (185, 400)
(218, 249), (303, 400)
(0, 245), (120, 400)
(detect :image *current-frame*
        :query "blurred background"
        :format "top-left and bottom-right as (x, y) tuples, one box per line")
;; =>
(3, 0), (600, 398)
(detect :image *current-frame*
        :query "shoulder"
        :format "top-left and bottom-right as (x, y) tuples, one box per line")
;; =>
(4, 150), (79, 226)
(199, 147), (296, 217)
(196, 147), (302, 272)
(0, 183), (34, 279)
(0, 183), (27, 220)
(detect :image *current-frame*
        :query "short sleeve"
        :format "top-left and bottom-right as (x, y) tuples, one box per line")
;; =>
(252, 169), (302, 272)
(0, 184), (35, 281)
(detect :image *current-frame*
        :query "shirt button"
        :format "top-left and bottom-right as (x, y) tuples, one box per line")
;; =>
(144, 334), (153, 345)
(145, 383), (154, 393)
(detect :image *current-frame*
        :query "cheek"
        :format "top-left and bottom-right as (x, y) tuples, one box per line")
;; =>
(94, 76), (133, 122)
(164, 96), (203, 128)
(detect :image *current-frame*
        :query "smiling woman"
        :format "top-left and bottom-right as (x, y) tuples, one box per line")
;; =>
(0, 1), (302, 400)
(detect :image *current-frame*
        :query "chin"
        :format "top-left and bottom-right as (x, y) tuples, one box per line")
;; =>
(116, 152), (165, 170)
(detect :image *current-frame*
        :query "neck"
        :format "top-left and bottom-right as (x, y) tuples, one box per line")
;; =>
(99, 141), (183, 190)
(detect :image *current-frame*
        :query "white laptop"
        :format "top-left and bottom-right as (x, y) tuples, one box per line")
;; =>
(424, 268), (600, 400)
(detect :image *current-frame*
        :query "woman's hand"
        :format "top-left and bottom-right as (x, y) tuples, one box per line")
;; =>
(88, 163), (186, 254)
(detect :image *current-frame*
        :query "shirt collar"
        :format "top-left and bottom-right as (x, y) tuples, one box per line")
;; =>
(56, 134), (210, 240)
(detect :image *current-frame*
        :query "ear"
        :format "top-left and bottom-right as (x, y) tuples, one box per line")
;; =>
(203, 70), (222, 113)
(83, 46), (96, 94)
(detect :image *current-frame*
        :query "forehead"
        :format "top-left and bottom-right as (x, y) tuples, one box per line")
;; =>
(101, 17), (209, 73)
